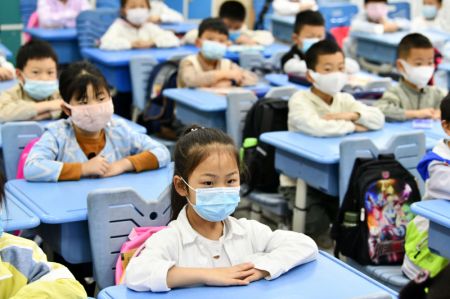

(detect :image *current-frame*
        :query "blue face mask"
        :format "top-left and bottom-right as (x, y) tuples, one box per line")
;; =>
(229, 31), (241, 42)
(23, 78), (59, 101)
(182, 178), (240, 222)
(201, 40), (227, 61)
(300, 38), (320, 53)
(422, 4), (438, 20)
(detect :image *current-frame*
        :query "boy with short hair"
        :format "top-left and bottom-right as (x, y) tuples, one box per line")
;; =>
(0, 40), (62, 123)
(375, 33), (447, 122)
(177, 18), (258, 88)
(351, 0), (410, 34)
(282, 10), (360, 75)
(182, 1), (274, 46)
(412, 0), (443, 31)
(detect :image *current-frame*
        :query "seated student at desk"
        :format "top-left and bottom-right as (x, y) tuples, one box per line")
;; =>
(272, 0), (317, 16)
(0, 173), (87, 298)
(0, 52), (14, 81)
(281, 10), (360, 76)
(281, 40), (384, 248)
(24, 61), (170, 182)
(374, 33), (447, 122)
(182, 1), (274, 46)
(0, 40), (62, 123)
(177, 18), (258, 88)
(100, 0), (180, 50)
(412, 0), (443, 31)
(125, 126), (318, 292)
(402, 95), (450, 281)
(37, 0), (91, 29)
(146, 0), (184, 23)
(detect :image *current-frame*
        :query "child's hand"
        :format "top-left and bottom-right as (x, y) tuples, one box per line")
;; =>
(226, 69), (244, 83)
(203, 263), (255, 286)
(35, 99), (63, 114)
(132, 40), (154, 49)
(354, 124), (369, 132)
(382, 21), (398, 33)
(242, 268), (270, 283)
(81, 155), (110, 177)
(432, 109), (441, 120)
(415, 108), (435, 119)
(147, 15), (161, 23)
(235, 35), (258, 46)
(322, 112), (360, 121)
(0, 67), (13, 81)
(101, 159), (134, 178)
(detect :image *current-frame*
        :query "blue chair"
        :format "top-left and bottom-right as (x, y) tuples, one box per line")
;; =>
(96, 0), (120, 9)
(76, 8), (119, 57)
(338, 131), (426, 291)
(87, 179), (172, 290)
(388, 2), (411, 20)
(319, 3), (359, 31)
(19, 0), (37, 27)
(253, 0), (274, 30)
(1, 122), (43, 181)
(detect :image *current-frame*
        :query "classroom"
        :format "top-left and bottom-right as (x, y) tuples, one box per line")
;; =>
(0, 0), (449, 298)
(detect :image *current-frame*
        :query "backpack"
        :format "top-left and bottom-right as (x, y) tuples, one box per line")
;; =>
(16, 137), (40, 179)
(241, 98), (288, 194)
(332, 155), (421, 265)
(115, 226), (167, 285)
(141, 60), (179, 135)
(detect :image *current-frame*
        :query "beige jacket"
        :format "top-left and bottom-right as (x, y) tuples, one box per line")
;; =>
(0, 83), (61, 123)
(177, 54), (258, 88)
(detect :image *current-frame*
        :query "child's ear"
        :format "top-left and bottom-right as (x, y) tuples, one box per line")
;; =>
(195, 38), (202, 48)
(292, 33), (300, 44)
(173, 176), (188, 197)
(396, 59), (405, 73)
(441, 120), (450, 135)
(62, 104), (71, 117)
(16, 69), (24, 82)
(306, 70), (314, 83)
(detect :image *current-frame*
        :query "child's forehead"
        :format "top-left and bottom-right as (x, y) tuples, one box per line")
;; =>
(316, 52), (344, 65)
(191, 148), (238, 174)
(200, 30), (228, 40)
(24, 57), (57, 69)
(298, 24), (325, 35)
(403, 47), (435, 60)
(124, 0), (149, 7)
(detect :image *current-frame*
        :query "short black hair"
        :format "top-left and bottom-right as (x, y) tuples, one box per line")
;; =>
(294, 10), (325, 34)
(397, 33), (433, 60)
(59, 61), (110, 104)
(120, 0), (149, 8)
(219, 1), (246, 22)
(16, 40), (58, 70)
(440, 93), (450, 122)
(305, 39), (343, 70)
(198, 17), (229, 38)
(365, 0), (387, 3)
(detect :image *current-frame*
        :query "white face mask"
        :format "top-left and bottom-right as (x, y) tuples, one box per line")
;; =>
(126, 8), (149, 25)
(308, 70), (348, 96)
(399, 60), (434, 89)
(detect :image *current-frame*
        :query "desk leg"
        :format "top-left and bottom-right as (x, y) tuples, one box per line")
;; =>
(292, 179), (307, 233)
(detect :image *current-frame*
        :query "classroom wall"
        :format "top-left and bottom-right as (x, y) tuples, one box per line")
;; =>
(0, 0), (22, 64)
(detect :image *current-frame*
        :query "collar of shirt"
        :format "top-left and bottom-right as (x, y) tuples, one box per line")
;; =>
(399, 78), (427, 95)
(173, 205), (247, 246)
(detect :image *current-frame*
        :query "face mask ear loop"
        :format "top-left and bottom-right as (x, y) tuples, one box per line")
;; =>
(180, 177), (196, 205)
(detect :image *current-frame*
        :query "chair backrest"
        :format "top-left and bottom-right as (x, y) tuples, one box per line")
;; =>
(239, 51), (265, 71)
(264, 86), (297, 100)
(20, 0), (37, 27)
(388, 2), (411, 20)
(226, 91), (258, 146)
(1, 122), (43, 181)
(76, 8), (119, 50)
(96, 0), (120, 9)
(129, 56), (159, 112)
(87, 182), (172, 290)
(253, 0), (274, 30)
(319, 3), (359, 31)
(339, 131), (425, 203)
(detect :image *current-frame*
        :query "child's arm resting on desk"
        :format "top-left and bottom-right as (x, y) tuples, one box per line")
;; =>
(230, 62), (259, 87)
(100, 20), (137, 50)
(343, 94), (385, 130)
(178, 59), (241, 87)
(142, 23), (180, 48)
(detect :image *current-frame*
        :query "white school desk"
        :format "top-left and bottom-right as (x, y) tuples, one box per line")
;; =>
(97, 251), (397, 299)
(5, 166), (173, 264)
(163, 85), (271, 130)
(160, 22), (198, 34)
(1, 190), (40, 231)
(352, 30), (450, 65)
(411, 199), (450, 259)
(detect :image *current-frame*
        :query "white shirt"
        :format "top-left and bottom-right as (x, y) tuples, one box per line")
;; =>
(125, 205), (318, 292)
(149, 0), (184, 23)
(288, 90), (385, 137)
(424, 139), (450, 200)
(273, 0), (317, 16)
(100, 18), (180, 50)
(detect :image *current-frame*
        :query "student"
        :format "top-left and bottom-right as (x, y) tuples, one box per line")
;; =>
(124, 126), (318, 292)
(100, 0), (180, 50)
(37, 0), (91, 29)
(182, 1), (274, 46)
(0, 40), (62, 123)
(412, 0), (443, 31)
(350, 0), (410, 34)
(282, 10), (360, 75)
(402, 96), (450, 281)
(288, 40), (385, 137)
(273, 0), (317, 16)
(147, 0), (184, 23)
(24, 61), (170, 182)
(177, 18), (258, 88)
(0, 173), (87, 298)
(0, 54), (14, 81)
(374, 33), (447, 122)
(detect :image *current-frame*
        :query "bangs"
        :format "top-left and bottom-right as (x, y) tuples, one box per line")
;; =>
(68, 74), (109, 102)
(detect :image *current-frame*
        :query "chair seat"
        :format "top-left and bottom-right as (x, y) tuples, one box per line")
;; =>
(247, 191), (288, 217)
